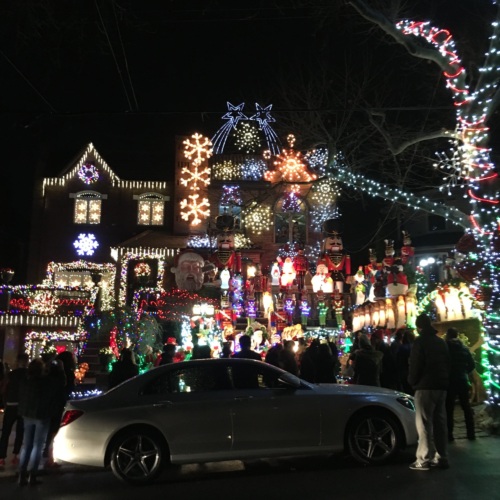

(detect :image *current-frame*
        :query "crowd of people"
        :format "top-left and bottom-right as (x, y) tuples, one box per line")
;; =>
(0, 351), (75, 486)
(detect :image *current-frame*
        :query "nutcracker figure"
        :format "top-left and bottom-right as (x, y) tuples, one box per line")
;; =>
(210, 214), (241, 274)
(332, 289), (344, 327)
(400, 230), (415, 266)
(364, 248), (382, 301)
(382, 239), (395, 271)
(299, 296), (311, 326)
(319, 218), (351, 293)
(293, 248), (309, 290)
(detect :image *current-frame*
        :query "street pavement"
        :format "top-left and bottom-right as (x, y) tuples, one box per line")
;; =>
(0, 403), (498, 500)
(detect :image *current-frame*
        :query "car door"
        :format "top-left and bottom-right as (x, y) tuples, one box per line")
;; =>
(140, 362), (234, 461)
(229, 361), (321, 456)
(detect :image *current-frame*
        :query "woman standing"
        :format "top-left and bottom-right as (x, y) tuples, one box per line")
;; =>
(18, 358), (62, 486)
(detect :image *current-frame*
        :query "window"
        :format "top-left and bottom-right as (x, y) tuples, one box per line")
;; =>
(142, 365), (232, 395)
(135, 193), (166, 226)
(71, 191), (105, 224)
(274, 193), (307, 244)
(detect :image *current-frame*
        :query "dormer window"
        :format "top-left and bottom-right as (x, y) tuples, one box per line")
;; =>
(71, 191), (106, 224)
(135, 193), (166, 226)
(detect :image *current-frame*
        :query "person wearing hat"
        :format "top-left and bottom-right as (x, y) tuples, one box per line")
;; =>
(408, 313), (450, 471)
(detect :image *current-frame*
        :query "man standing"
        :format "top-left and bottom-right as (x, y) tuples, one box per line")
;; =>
(408, 313), (450, 471)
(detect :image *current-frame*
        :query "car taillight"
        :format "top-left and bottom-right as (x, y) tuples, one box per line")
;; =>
(60, 410), (84, 427)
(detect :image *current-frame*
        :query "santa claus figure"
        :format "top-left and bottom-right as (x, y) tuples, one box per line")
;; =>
(353, 266), (367, 305)
(319, 218), (351, 293)
(386, 258), (409, 297)
(280, 257), (296, 288)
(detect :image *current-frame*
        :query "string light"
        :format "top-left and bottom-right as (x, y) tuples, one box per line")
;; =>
(242, 202), (272, 235)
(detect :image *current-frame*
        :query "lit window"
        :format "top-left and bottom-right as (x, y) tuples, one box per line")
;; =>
(72, 192), (103, 224)
(136, 194), (165, 226)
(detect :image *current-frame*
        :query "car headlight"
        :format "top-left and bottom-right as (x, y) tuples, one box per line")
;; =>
(396, 396), (415, 411)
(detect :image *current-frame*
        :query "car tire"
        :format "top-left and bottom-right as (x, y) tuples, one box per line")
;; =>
(110, 429), (165, 484)
(347, 412), (400, 465)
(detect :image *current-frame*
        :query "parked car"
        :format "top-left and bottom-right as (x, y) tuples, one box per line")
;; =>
(54, 358), (417, 484)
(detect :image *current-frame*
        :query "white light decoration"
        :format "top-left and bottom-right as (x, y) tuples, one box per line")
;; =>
(138, 200), (164, 225)
(183, 133), (213, 166)
(242, 202), (272, 235)
(305, 147), (329, 174)
(73, 233), (99, 256)
(180, 194), (210, 226)
(211, 102), (281, 155)
(234, 122), (261, 153)
(179, 164), (211, 190)
(30, 290), (58, 315)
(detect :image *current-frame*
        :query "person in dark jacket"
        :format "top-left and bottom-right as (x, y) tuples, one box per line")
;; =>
(445, 327), (476, 441)
(0, 353), (29, 469)
(396, 329), (415, 395)
(18, 358), (63, 486)
(351, 334), (383, 387)
(408, 313), (450, 471)
(279, 340), (299, 376)
(108, 348), (139, 389)
(43, 351), (76, 468)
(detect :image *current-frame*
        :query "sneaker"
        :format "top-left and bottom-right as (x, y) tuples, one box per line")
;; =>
(409, 461), (430, 471)
(430, 458), (450, 470)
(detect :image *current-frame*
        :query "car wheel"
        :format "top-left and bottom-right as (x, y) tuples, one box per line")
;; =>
(347, 413), (400, 465)
(110, 430), (164, 484)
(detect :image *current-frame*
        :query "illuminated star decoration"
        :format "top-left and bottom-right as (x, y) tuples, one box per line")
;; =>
(211, 102), (248, 154)
(264, 134), (317, 183)
(250, 103), (281, 155)
(73, 233), (99, 256)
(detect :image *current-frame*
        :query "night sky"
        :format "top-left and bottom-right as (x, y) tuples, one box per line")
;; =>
(0, 0), (494, 280)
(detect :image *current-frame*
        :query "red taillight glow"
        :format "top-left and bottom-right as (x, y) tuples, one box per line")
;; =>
(60, 410), (84, 427)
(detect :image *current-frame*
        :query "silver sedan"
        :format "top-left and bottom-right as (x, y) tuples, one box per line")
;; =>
(54, 358), (417, 484)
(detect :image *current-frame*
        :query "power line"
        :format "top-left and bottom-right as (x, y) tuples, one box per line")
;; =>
(0, 49), (57, 114)
(94, 0), (135, 112)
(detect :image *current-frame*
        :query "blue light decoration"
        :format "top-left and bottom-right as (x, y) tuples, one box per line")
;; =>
(305, 147), (329, 175)
(220, 185), (242, 206)
(78, 162), (100, 185)
(249, 103), (281, 155)
(211, 102), (281, 155)
(73, 233), (99, 256)
(212, 102), (248, 154)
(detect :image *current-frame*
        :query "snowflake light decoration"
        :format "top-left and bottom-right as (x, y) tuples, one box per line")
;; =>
(234, 122), (261, 153)
(78, 163), (100, 185)
(180, 194), (210, 226)
(305, 147), (329, 175)
(241, 159), (266, 180)
(433, 139), (469, 195)
(183, 133), (213, 166)
(242, 203), (272, 235)
(264, 134), (317, 183)
(180, 164), (210, 190)
(73, 233), (99, 256)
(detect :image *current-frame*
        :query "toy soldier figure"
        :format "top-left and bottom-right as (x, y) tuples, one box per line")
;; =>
(319, 218), (351, 293)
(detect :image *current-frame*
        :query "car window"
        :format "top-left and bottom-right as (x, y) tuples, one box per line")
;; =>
(142, 364), (232, 395)
(229, 363), (283, 390)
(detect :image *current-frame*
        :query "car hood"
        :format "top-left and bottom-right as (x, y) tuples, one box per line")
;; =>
(314, 383), (410, 398)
